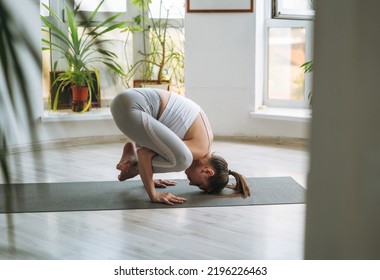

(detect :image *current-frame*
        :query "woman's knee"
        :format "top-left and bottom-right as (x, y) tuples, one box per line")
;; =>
(111, 91), (131, 116)
(174, 148), (193, 171)
(110, 93), (123, 119)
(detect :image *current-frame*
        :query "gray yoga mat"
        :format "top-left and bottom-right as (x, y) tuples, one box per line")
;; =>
(0, 177), (305, 213)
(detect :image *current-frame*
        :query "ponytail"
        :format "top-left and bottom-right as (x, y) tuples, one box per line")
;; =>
(207, 153), (250, 198)
(226, 170), (250, 198)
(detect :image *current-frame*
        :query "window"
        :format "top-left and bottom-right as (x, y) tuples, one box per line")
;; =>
(147, 0), (185, 94)
(40, 0), (49, 16)
(74, 0), (127, 12)
(263, 0), (314, 109)
(273, 0), (315, 20)
(41, 0), (132, 109)
(41, 0), (185, 110)
(149, 0), (185, 19)
(123, 0), (185, 93)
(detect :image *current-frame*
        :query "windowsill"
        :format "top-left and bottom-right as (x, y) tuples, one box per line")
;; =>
(40, 107), (311, 123)
(40, 107), (113, 122)
(250, 107), (312, 122)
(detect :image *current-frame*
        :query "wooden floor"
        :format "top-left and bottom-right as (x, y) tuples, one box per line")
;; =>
(0, 139), (309, 260)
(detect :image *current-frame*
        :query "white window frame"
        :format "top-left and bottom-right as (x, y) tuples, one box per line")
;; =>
(273, 0), (315, 20)
(263, 0), (314, 109)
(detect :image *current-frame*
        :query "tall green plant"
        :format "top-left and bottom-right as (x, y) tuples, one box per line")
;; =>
(41, 0), (126, 111)
(301, 60), (314, 107)
(124, 0), (184, 91)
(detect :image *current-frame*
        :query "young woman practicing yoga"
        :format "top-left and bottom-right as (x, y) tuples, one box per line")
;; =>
(110, 88), (250, 205)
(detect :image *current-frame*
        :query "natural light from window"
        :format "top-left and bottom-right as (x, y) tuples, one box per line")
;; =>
(268, 27), (306, 101)
(74, 0), (127, 12)
(41, 0), (185, 110)
(149, 0), (185, 18)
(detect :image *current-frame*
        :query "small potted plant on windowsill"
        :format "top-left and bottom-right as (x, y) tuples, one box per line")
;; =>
(41, 0), (126, 112)
(123, 0), (184, 93)
(51, 68), (99, 112)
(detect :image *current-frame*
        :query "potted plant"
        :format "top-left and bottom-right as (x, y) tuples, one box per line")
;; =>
(41, 0), (126, 112)
(124, 0), (184, 93)
(51, 68), (98, 112)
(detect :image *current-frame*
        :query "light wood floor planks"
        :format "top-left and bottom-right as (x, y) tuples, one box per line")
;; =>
(0, 139), (309, 260)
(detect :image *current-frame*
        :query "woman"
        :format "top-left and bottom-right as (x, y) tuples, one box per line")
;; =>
(110, 88), (250, 205)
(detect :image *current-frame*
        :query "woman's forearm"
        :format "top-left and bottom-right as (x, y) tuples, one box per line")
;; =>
(137, 148), (157, 201)
(136, 147), (187, 205)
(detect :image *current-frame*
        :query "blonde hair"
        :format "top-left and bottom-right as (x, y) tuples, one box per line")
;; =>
(207, 153), (250, 198)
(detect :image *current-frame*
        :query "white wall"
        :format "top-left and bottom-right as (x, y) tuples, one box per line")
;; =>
(305, 0), (380, 259)
(1, 0), (309, 151)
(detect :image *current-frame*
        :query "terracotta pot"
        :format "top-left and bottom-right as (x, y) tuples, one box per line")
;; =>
(71, 85), (89, 112)
(71, 86), (89, 102)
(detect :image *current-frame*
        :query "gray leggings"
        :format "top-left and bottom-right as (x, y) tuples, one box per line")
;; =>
(110, 88), (193, 173)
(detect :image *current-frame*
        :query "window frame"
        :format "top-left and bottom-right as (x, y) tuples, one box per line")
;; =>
(263, 1), (314, 109)
(272, 0), (315, 20)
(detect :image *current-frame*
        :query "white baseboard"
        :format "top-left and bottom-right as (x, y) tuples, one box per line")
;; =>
(214, 135), (309, 147)
(2, 135), (129, 155)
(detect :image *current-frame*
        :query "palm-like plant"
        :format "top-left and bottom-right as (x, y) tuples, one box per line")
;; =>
(124, 0), (185, 92)
(301, 60), (314, 107)
(301, 60), (313, 73)
(41, 0), (126, 111)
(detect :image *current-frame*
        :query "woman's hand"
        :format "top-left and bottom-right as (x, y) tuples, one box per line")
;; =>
(153, 192), (187, 205)
(136, 147), (185, 205)
(154, 179), (177, 188)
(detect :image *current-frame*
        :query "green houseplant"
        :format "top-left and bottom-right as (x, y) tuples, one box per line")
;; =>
(301, 60), (314, 107)
(41, 0), (126, 112)
(124, 0), (184, 92)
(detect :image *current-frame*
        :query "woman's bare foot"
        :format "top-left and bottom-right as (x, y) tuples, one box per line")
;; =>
(116, 142), (139, 181)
